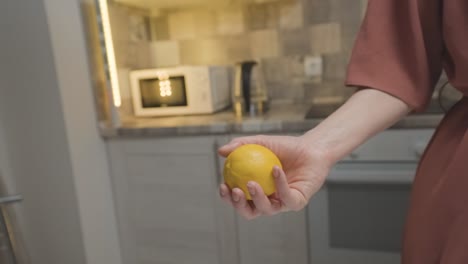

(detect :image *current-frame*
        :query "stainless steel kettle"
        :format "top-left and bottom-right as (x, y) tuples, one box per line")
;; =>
(233, 61), (268, 117)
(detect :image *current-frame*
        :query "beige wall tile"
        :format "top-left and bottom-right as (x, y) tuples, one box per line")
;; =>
(262, 56), (304, 83)
(193, 10), (217, 37)
(267, 80), (305, 102)
(261, 57), (289, 83)
(279, 28), (311, 56)
(251, 0), (281, 3)
(322, 53), (347, 81)
(114, 39), (152, 69)
(179, 38), (228, 65)
(109, 3), (150, 42)
(149, 40), (180, 67)
(245, 3), (279, 30)
(223, 36), (251, 63)
(310, 22), (341, 55)
(168, 11), (196, 40)
(286, 55), (305, 79)
(150, 16), (170, 41)
(128, 15), (151, 42)
(279, 1), (304, 30)
(109, 5), (130, 42)
(249, 29), (279, 59)
(337, 0), (364, 53)
(125, 42), (151, 69)
(304, 80), (351, 101)
(109, 3), (152, 69)
(216, 8), (245, 35)
(168, 10), (217, 40)
(302, 0), (337, 25)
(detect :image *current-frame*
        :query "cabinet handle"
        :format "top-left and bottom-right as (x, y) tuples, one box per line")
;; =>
(349, 151), (359, 159)
(213, 141), (223, 186)
(413, 141), (428, 159)
(0, 195), (23, 205)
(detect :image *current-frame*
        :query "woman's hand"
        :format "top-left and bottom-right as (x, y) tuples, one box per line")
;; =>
(218, 135), (334, 220)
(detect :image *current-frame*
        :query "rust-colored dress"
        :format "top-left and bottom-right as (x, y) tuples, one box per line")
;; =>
(346, 0), (468, 263)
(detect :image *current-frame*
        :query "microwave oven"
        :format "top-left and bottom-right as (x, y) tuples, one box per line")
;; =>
(130, 66), (231, 117)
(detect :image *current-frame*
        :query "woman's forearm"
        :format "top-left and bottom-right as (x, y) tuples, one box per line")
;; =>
(302, 89), (411, 163)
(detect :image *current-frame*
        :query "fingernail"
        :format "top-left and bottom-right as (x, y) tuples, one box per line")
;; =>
(247, 182), (256, 195)
(273, 166), (280, 178)
(220, 188), (226, 197)
(272, 200), (281, 209)
(232, 192), (240, 202)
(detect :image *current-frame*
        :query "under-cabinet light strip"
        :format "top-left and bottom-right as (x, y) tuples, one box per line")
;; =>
(98, 0), (121, 107)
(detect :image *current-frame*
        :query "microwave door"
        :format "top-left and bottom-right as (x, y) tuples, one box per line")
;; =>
(139, 76), (188, 109)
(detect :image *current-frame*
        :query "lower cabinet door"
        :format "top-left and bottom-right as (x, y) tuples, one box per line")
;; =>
(107, 136), (238, 264)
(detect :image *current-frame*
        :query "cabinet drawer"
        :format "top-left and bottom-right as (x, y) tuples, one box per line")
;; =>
(343, 129), (435, 162)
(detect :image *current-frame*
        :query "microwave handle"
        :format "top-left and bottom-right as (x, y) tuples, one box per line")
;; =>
(327, 169), (415, 184)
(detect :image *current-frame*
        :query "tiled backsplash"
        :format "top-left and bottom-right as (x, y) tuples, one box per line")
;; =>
(109, 0), (368, 107)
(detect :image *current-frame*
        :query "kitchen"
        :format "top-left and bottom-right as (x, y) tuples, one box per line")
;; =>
(0, 0), (462, 264)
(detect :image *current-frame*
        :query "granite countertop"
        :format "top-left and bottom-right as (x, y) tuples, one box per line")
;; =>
(100, 102), (444, 138)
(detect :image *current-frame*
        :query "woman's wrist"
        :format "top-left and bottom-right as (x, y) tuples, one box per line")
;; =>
(299, 131), (339, 168)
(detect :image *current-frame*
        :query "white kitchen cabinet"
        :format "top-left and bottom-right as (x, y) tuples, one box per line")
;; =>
(107, 134), (309, 264)
(307, 129), (435, 264)
(237, 212), (309, 264)
(107, 136), (238, 264)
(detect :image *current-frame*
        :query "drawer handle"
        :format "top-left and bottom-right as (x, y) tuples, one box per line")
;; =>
(213, 141), (223, 186)
(414, 142), (428, 158)
(349, 152), (359, 159)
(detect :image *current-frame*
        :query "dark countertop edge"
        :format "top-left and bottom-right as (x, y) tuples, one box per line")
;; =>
(100, 115), (443, 139)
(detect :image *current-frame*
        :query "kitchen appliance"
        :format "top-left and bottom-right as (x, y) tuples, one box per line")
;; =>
(0, 168), (25, 264)
(307, 129), (434, 264)
(233, 61), (268, 117)
(130, 65), (231, 117)
(0, 195), (23, 264)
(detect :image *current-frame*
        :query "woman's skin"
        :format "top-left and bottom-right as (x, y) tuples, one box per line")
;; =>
(218, 88), (411, 220)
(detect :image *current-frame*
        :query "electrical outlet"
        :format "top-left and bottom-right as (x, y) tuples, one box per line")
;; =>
(304, 56), (323, 77)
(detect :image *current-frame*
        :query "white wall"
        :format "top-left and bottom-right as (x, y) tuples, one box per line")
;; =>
(42, 0), (123, 263)
(0, 0), (122, 263)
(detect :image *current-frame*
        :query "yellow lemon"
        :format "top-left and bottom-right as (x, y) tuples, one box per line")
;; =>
(223, 144), (282, 200)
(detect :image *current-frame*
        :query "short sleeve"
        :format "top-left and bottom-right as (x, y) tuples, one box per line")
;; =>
(346, 0), (444, 112)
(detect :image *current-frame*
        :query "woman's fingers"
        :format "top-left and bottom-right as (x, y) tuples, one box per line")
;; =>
(273, 166), (307, 211)
(219, 184), (233, 205)
(272, 166), (293, 204)
(231, 188), (260, 220)
(218, 141), (241, 157)
(248, 181), (282, 215)
(220, 184), (282, 219)
(218, 135), (269, 157)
